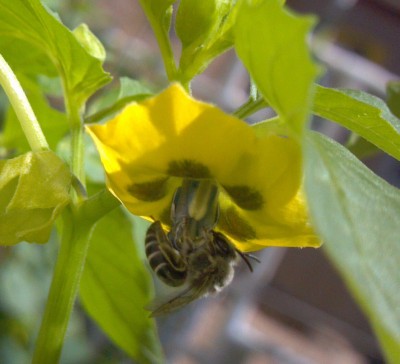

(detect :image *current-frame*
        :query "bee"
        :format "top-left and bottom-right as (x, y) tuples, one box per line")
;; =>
(145, 218), (256, 316)
(144, 180), (258, 316)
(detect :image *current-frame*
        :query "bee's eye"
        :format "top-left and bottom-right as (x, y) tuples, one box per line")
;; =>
(213, 232), (232, 255)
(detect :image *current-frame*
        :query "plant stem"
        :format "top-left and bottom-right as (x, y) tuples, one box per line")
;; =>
(32, 209), (93, 364)
(32, 190), (120, 364)
(71, 126), (85, 185)
(233, 97), (267, 119)
(0, 53), (49, 151)
(68, 103), (86, 190)
(152, 21), (177, 82)
(62, 78), (86, 203)
(32, 68), (93, 362)
(78, 189), (121, 222)
(138, 1), (177, 81)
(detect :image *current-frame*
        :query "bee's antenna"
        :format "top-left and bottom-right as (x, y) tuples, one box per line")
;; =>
(235, 249), (260, 272)
(246, 254), (261, 263)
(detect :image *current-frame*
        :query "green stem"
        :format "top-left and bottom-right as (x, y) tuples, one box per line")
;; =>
(0, 53), (49, 151)
(153, 22), (177, 81)
(32, 209), (93, 364)
(31, 69), (92, 362)
(32, 190), (120, 364)
(69, 105), (85, 189)
(233, 97), (267, 119)
(138, 1), (177, 81)
(71, 125), (85, 185)
(62, 80), (86, 203)
(79, 189), (121, 222)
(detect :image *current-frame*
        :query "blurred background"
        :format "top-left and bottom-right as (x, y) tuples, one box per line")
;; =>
(0, 0), (399, 363)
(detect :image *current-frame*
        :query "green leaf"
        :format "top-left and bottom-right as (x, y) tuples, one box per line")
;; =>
(0, 0), (111, 107)
(72, 23), (106, 62)
(346, 136), (381, 160)
(313, 85), (400, 161)
(0, 38), (57, 77)
(386, 81), (400, 119)
(176, 0), (221, 46)
(139, 0), (176, 24)
(0, 151), (71, 245)
(85, 77), (153, 124)
(1, 75), (68, 152)
(56, 134), (105, 184)
(234, 0), (321, 135)
(177, 0), (236, 83)
(118, 77), (153, 99)
(80, 208), (163, 364)
(137, 0), (176, 45)
(304, 132), (400, 362)
(84, 135), (106, 184)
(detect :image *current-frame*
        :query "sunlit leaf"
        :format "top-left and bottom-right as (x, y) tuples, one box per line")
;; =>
(176, 0), (236, 82)
(314, 85), (400, 161)
(80, 208), (163, 364)
(73, 23), (106, 62)
(0, 38), (57, 77)
(0, 0), (111, 106)
(304, 132), (400, 362)
(0, 151), (71, 245)
(234, 0), (321, 135)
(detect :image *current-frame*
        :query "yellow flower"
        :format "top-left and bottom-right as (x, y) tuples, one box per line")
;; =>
(87, 83), (320, 252)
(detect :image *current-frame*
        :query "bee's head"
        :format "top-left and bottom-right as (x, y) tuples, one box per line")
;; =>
(188, 246), (235, 293)
(212, 231), (237, 261)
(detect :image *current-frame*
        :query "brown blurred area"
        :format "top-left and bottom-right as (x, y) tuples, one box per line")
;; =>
(78, 0), (399, 362)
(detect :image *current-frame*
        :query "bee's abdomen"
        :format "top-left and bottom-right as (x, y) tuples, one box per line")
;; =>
(145, 223), (187, 287)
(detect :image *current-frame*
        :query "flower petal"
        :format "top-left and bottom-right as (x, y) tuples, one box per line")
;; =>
(220, 134), (302, 209)
(87, 83), (321, 250)
(87, 83), (255, 220)
(218, 189), (320, 252)
(216, 132), (320, 250)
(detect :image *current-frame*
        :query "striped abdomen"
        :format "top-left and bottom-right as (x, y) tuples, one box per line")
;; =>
(145, 221), (187, 287)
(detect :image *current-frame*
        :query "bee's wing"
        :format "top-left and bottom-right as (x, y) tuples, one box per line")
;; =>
(146, 276), (214, 317)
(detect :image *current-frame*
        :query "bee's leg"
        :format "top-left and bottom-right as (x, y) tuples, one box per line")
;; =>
(145, 221), (187, 287)
(157, 244), (188, 287)
(211, 204), (220, 228)
(170, 181), (193, 223)
(170, 179), (221, 250)
(170, 187), (181, 224)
